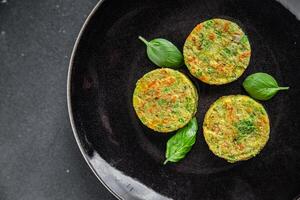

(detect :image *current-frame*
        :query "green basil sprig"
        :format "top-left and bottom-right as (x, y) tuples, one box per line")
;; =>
(164, 117), (198, 165)
(243, 72), (289, 101)
(138, 36), (183, 68)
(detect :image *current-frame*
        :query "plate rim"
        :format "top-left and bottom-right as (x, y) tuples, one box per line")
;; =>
(67, 0), (122, 199)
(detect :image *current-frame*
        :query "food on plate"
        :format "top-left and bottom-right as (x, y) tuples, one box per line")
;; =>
(183, 18), (251, 85)
(138, 36), (183, 68)
(164, 117), (198, 165)
(203, 95), (269, 162)
(243, 72), (289, 101)
(133, 68), (198, 132)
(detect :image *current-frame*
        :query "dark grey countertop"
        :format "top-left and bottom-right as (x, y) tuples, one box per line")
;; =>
(0, 0), (114, 199)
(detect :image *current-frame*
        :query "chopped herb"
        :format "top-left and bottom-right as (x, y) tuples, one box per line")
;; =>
(235, 119), (255, 136)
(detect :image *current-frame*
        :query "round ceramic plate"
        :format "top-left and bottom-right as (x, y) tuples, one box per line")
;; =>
(67, 0), (300, 199)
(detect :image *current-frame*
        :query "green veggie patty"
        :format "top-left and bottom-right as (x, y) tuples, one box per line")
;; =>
(203, 95), (270, 162)
(133, 68), (198, 133)
(183, 18), (251, 85)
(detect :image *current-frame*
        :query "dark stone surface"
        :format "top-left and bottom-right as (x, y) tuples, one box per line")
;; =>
(0, 0), (114, 199)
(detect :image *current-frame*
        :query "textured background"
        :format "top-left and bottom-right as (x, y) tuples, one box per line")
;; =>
(0, 0), (114, 199)
(0, 0), (299, 200)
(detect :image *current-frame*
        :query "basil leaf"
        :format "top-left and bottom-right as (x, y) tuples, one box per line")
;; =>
(138, 36), (183, 68)
(164, 117), (198, 165)
(243, 72), (289, 101)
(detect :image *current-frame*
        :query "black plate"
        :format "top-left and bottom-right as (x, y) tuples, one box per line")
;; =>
(67, 0), (300, 199)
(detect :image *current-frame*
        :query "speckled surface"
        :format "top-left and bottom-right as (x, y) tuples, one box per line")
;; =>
(0, 0), (114, 199)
